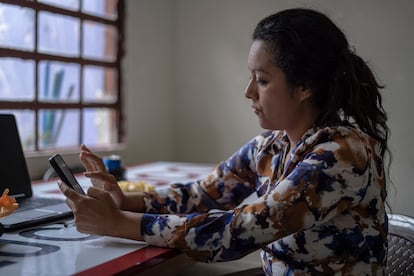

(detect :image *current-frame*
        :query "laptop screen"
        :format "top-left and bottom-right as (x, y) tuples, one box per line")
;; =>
(0, 114), (33, 198)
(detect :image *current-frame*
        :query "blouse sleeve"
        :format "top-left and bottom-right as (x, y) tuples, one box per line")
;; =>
(141, 128), (383, 262)
(141, 131), (274, 214)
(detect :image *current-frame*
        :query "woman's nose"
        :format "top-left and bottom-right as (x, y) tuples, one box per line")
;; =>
(244, 78), (257, 100)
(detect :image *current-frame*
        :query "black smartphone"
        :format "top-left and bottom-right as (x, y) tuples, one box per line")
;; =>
(49, 153), (86, 195)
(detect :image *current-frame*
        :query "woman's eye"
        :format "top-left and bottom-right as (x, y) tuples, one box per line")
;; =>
(256, 78), (268, 85)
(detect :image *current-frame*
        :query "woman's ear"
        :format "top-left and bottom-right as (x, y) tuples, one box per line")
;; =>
(296, 85), (313, 102)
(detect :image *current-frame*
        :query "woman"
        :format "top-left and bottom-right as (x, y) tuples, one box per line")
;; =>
(58, 8), (389, 275)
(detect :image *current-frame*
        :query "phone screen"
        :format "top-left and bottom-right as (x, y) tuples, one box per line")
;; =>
(49, 153), (86, 195)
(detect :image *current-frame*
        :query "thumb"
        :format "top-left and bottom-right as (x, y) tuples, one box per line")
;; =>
(103, 182), (119, 192)
(87, 186), (112, 201)
(86, 186), (104, 198)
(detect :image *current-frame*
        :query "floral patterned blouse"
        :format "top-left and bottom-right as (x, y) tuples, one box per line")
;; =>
(140, 122), (387, 275)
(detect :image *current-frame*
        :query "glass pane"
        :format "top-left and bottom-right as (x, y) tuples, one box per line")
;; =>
(0, 110), (35, 151)
(0, 58), (35, 100)
(83, 66), (117, 102)
(39, 109), (79, 148)
(38, 61), (80, 102)
(38, 0), (80, 10)
(83, 108), (117, 146)
(83, 21), (117, 61)
(82, 0), (118, 19)
(0, 4), (34, 50)
(38, 12), (79, 56)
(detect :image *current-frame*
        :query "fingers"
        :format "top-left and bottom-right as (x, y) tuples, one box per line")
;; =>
(80, 144), (91, 153)
(65, 197), (76, 211)
(58, 181), (82, 202)
(58, 180), (82, 211)
(79, 151), (94, 172)
(80, 151), (107, 172)
(103, 182), (117, 192)
(84, 171), (116, 184)
(87, 186), (112, 201)
(79, 144), (93, 170)
(59, 181), (109, 208)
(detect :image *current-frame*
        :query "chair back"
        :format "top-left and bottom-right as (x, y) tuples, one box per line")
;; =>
(386, 213), (414, 275)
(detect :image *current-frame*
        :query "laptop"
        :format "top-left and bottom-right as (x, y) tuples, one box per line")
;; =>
(0, 114), (72, 232)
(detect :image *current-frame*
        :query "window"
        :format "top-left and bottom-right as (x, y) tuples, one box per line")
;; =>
(0, 0), (124, 152)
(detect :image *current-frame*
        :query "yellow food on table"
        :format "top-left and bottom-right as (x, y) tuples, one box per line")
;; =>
(117, 180), (155, 192)
(0, 188), (19, 218)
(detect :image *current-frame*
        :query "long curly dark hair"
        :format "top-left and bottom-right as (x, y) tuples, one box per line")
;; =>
(252, 8), (390, 158)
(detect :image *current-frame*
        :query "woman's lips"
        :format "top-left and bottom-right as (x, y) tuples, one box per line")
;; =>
(251, 105), (261, 114)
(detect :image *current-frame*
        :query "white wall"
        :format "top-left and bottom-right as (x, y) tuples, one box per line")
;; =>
(27, 0), (414, 217)
(122, 0), (175, 163)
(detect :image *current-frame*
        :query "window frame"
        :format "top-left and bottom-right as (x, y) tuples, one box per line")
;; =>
(0, 0), (125, 153)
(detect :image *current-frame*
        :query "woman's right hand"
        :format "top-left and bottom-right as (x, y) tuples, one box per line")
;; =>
(79, 144), (126, 209)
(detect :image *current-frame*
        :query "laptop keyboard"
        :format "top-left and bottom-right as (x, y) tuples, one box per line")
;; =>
(17, 197), (65, 211)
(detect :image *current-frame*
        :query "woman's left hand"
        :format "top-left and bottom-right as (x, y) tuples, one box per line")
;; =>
(58, 180), (121, 236)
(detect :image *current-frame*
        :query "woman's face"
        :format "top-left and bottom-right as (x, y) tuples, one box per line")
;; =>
(245, 40), (312, 132)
